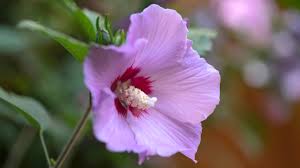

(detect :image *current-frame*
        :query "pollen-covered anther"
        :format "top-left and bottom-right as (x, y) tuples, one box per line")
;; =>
(115, 81), (157, 110)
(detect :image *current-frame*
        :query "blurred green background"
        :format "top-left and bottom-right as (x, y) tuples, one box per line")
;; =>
(1, 0), (300, 168)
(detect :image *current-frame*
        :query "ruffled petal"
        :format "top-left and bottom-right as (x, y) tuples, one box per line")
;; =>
(127, 109), (201, 163)
(127, 4), (188, 74)
(92, 88), (139, 152)
(83, 45), (133, 107)
(151, 43), (220, 124)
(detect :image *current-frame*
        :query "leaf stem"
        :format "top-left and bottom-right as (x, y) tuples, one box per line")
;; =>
(39, 131), (52, 167)
(54, 93), (92, 168)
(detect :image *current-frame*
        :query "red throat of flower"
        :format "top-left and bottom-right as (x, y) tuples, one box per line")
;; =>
(111, 67), (156, 117)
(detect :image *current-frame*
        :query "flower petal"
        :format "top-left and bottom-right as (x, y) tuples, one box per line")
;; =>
(127, 4), (188, 74)
(92, 88), (139, 152)
(127, 109), (201, 163)
(83, 45), (133, 107)
(151, 43), (220, 124)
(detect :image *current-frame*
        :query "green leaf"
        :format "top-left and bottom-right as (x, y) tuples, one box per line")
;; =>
(83, 8), (104, 32)
(113, 29), (126, 46)
(104, 15), (114, 41)
(0, 87), (51, 131)
(188, 28), (217, 56)
(73, 9), (97, 41)
(18, 20), (89, 62)
(62, 0), (103, 41)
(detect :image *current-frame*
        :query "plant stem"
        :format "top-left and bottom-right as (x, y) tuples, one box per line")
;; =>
(39, 131), (52, 167)
(54, 93), (92, 168)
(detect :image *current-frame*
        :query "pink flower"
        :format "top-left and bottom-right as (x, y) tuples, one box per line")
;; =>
(84, 4), (220, 164)
(215, 0), (273, 45)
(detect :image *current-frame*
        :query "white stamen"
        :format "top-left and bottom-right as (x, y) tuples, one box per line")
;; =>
(115, 81), (157, 110)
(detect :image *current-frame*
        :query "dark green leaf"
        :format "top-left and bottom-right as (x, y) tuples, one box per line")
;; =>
(18, 20), (89, 62)
(73, 9), (97, 41)
(104, 15), (113, 40)
(0, 87), (51, 131)
(83, 8), (104, 32)
(95, 16), (107, 44)
(188, 28), (217, 56)
(62, 0), (103, 41)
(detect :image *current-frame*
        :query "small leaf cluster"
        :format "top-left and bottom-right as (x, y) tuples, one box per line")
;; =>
(95, 16), (126, 46)
(18, 0), (126, 63)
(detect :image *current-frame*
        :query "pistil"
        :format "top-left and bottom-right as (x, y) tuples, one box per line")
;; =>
(115, 80), (157, 111)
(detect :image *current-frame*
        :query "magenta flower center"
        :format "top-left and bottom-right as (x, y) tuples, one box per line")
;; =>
(111, 67), (156, 117)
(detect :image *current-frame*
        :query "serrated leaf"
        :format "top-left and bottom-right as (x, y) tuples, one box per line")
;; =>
(188, 28), (217, 56)
(0, 87), (51, 131)
(18, 20), (89, 62)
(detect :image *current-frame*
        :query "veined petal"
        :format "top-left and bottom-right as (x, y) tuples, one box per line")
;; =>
(92, 88), (140, 152)
(127, 109), (201, 163)
(127, 4), (188, 74)
(151, 43), (220, 124)
(83, 4), (220, 164)
(84, 45), (133, 107)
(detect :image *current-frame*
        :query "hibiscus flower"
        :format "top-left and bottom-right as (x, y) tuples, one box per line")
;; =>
(84, 4), (220, 164)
